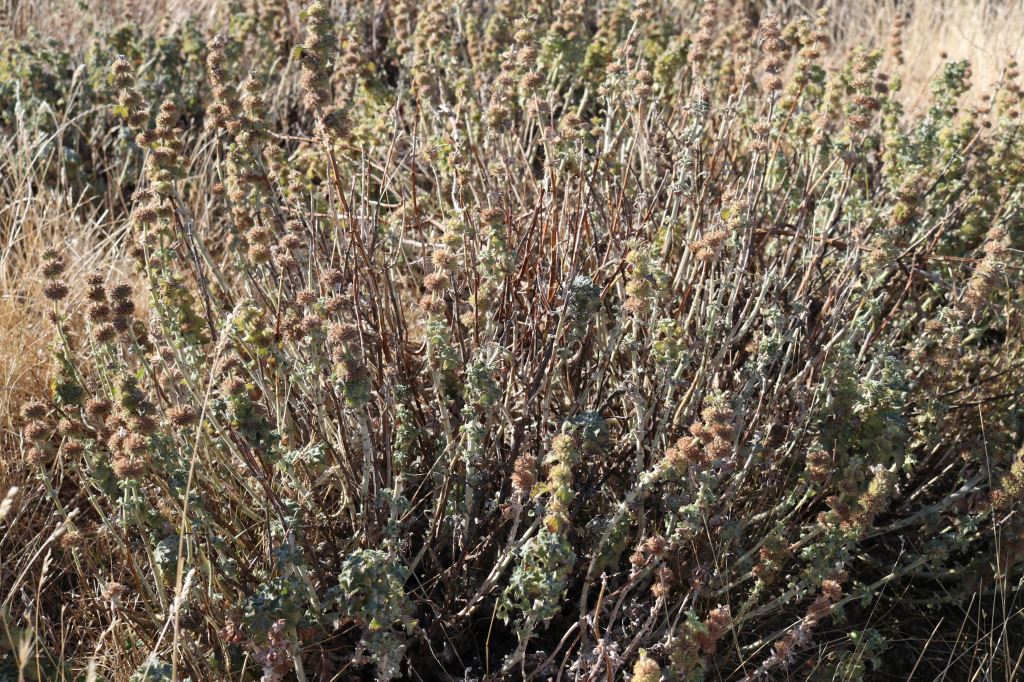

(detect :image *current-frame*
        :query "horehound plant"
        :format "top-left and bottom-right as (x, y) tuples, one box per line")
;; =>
(3, 1), (1024, 680)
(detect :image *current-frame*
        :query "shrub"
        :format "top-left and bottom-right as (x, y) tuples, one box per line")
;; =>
(3, 1), (1024, 680)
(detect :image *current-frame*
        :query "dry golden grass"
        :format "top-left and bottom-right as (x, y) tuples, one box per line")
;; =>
(825, 0), (1024, 112)
(4, 0), (223, 41)
(0, 130), (134, 481)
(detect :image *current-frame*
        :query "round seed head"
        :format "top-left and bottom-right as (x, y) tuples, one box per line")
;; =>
(41, 255), (66, 278)
(21, 399), (48, 420)
(43, 280), (69, 301)
(167, 404), (198, 427)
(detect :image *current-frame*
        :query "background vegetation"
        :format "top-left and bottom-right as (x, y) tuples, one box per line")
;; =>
(2, 0), (1024, 679)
